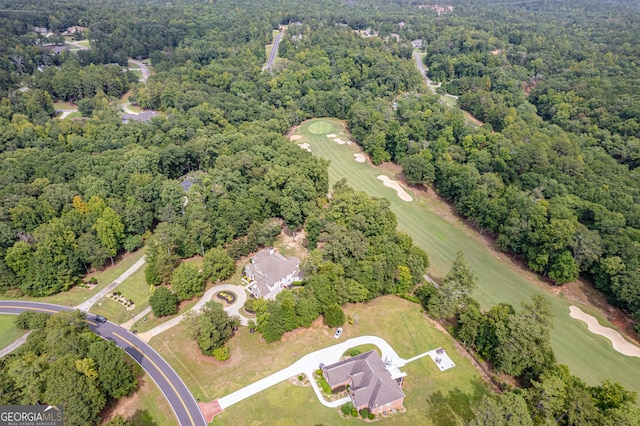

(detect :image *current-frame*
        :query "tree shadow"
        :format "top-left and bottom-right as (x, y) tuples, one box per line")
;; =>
(130, 409), (157, 426)
(425, 377), (487, 425)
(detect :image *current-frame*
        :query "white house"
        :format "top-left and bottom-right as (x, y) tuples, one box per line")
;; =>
(243, 248), (301, 299)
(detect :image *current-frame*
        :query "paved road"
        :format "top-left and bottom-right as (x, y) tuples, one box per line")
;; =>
(218, 335), (425, 410)
(412, 50), (441, 94)
(265, 31), (284, 70)
(128, 59), (151, 83)
(75, 256), (146, 312)
(0, 331), (31, 358)
(0, 301), (206, 426)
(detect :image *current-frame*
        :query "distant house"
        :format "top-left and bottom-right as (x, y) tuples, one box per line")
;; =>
(33, 27), (50, 36)
(121, 111), (157, 124)
(411, 39), (423, 49)
(322, 351), (406, 415)
(243, 248), (300, 299)
(43, 45), (69, 54)
(62, 26), (86, 36)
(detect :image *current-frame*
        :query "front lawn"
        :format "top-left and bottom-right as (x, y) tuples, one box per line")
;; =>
(150, 296), (489, 424)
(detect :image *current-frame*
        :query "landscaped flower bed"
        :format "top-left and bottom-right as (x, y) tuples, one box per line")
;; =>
(108, 291), (135, 310)
(216, 291), (236, 304)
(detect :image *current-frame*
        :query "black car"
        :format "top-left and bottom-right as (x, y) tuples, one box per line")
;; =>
(95, 315), (107, 323)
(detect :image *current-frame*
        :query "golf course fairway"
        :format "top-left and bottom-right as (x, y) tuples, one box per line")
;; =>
(290, 117), (640, 396)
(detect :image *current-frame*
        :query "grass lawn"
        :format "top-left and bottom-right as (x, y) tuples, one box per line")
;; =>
(17, 248), (145, 308)
(103, 373), (177, 426)
(0, 315), (26, 350)
(129, 69), (143, 79)
(90, 265), (150, 325)
(53, 100), (75, 110)
(151, 296), (489, 425)
(126, 104), (143, 113)
(292, 118), (640, 396)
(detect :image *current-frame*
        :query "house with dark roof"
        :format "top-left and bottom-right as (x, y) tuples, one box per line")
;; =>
(243, 248), (300, 299)
(322, 351), (405, 415)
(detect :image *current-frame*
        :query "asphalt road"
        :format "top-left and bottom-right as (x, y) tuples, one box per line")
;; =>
(265, 31), (283, 69)
(0, 301), (206, 426)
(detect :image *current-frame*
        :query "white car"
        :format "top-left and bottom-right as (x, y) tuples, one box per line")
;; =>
(334, 327), (343, 339)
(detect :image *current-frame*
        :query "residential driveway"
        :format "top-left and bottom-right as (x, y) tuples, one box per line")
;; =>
(128, 59), (150, 83)
(137, 284), (249, 342)
(75, 256), (146, 312)
(218, 335), (413, 410)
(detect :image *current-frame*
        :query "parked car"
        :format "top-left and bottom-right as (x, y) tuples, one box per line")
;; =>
(95, 315), (107, 323)
(334, 327), (343, 339)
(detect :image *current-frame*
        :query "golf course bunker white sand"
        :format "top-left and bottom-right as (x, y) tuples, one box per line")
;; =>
(289, 135), (302, 141)
(298, 143), (311, 152)
(377, 175), (413, 202)
(326, 133), (337, 138)
(569, 306), (640, 357)
(354, 153), (367, 163)
(333, 138), (346, 145)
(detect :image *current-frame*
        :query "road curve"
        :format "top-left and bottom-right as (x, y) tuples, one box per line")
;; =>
(265, 31), (284, 70)
(0, 301), (206, 426)
(128, 59), (151, 83)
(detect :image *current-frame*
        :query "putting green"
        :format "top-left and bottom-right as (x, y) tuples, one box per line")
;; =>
(293, 117), (640, 397)
(307, 120), (335, 135)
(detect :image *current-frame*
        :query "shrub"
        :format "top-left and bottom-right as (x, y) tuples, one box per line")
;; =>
(323, 304), (345, 328)
(359, 408), (369, 418)
(348, 348), (361, 357)
(351, 408), (358, 417)
(149, 287), (178, 317)
(244, 298), (257, 313)
(213, 347), (230, 362)
(368, 413), (375, 420)
(341, 402), (354, 416)
(298, 375), (304, 381)
(89, 277), (98, 284)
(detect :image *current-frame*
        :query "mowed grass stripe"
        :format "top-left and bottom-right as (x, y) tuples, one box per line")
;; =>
(296, 118), (640, 395)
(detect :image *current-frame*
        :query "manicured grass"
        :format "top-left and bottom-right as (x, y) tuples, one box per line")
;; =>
(18, 248), (145, 308)
(294, 118), (640, 396)
(90, 265), (150, 325)
(151, 296), (489, 425)
(125, 104), (143, 113)
(129, 69), (142, 79)
(0, 315), (26, 350)
(53, 100), (75, 110)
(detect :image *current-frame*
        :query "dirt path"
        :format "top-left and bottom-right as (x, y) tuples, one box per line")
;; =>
(569, 306), (640, 357)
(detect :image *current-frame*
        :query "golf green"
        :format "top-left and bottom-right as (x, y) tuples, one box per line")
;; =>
(293, 117), (640, 396)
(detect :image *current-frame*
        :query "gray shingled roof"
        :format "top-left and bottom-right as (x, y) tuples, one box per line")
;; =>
(245, 249), (299, 297)
(122, 111), (157, 123)
(323, 351), (405, 410)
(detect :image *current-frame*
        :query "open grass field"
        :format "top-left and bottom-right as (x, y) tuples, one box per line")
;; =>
(53, 100), (76, 110)
(63, 111), (82, 120)
(17, 248), (145, 308)
(90, 265), (150, 324)
(0, 315), (25, 350)
(292, 118), (640, 396)
(150, 296), (489, 425)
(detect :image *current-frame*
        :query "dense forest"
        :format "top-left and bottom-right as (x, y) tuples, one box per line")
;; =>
(1, 0), (640, 423)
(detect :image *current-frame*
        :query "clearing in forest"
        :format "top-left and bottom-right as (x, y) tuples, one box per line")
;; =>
(291, 117), (640, 396)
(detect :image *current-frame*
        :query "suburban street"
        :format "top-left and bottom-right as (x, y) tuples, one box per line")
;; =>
(128, 59), (151, 83)
(0, 301), (207, 426)
(265, 30), (283, 70)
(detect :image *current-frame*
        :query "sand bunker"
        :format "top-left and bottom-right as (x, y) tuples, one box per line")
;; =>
(289, 135), (302, 141)
(333, 138), (346, 145)
(298, 143), (311, 152)
(377, 175), (413, 202)
(569, 306), (640, 357)
(354, 153), (367, 163)
(326, 133), (337, 138)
